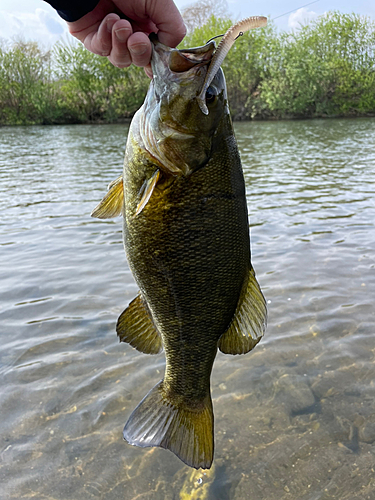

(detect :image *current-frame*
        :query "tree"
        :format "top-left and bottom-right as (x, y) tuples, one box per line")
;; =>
(0, 40), (52, 124)
(181, 0), (228, 33)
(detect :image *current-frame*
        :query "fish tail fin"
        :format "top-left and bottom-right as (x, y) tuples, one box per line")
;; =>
(123, 380), (214, 469)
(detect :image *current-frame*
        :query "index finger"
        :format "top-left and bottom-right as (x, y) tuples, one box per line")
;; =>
(148, 0), (186, 47)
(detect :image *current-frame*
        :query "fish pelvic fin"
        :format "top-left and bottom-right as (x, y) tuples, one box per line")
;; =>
(123, 380), (214, 470)
(218, 267), (267, 355)
(91, 175), (124, 219)
(117, 293), (162, 355)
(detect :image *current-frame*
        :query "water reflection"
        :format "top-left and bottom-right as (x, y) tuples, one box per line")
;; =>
(1, 119), (375, 499)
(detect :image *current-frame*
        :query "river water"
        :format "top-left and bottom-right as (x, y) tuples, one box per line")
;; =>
(1, 118), (374, 500)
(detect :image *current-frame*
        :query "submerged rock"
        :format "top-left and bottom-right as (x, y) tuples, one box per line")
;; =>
(359, 422), (375, 444)
(275, 374), (316, 415)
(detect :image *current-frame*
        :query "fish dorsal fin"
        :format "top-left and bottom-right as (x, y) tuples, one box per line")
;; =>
(135, 169), (160, 216)
(218, 267), (267, 355)
(91, 175), (124, 219)
(117, 293), (162, 354)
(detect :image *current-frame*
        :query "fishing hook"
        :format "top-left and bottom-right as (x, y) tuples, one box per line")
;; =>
(206, 29), (244, 44)
(205, 34), (224, 44)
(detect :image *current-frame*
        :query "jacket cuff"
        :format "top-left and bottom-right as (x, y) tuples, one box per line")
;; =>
(43, 0), (100, 22)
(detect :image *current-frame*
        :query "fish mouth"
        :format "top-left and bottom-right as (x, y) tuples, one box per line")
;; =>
(168, 45), (216, 72)
(150, 33), (216, 75)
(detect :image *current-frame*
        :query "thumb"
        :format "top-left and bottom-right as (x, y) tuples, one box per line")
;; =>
(148, 0), (186, 47)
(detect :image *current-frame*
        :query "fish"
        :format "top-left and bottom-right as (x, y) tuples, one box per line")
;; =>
(91, 22), (267, 470)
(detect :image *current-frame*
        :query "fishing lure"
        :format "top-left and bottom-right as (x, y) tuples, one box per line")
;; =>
(197, 16), (267, 115)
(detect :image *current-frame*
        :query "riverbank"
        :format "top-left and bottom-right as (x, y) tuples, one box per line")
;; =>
(2, 112), (375, 127)
(1, 11), (374, 126)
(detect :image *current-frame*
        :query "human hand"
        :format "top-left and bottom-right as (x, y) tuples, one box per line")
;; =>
(67, 0), (186, 77)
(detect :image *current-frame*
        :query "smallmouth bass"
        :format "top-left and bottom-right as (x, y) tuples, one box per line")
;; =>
(92, 29), (267, 469)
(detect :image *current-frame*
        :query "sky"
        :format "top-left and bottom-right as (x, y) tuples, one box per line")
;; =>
(0, 0), (374, 49)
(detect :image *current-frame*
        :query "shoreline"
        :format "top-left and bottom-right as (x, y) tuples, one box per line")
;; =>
(1, 112), (374, 127)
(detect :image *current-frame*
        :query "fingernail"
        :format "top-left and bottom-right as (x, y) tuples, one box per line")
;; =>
(115, 28), (130, 42)
(129, 44), (148, 56)
(106, 18), (116, 33)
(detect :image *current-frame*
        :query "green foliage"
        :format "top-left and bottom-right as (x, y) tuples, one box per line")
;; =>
(260, 12), (375, 118)
(0, 11), (374, 125)
(0, 40), (149, 125)
(53, 43), (149, 123)
(0, 41), (53, 124)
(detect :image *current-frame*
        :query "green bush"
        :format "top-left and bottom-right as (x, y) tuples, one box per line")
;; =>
(259, 12), (375, 118)
(0, 41), (54, 124)
(53, 43), (149, 123)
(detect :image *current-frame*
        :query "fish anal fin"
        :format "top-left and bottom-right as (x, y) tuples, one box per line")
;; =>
(116, 293), (162, 355)
(123, 380), (214, 469)
(218, 267), (267, 355)
(91, 175), (124, 219)
(135, 169), (160, 216)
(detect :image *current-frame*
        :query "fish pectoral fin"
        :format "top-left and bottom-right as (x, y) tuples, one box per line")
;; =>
(218, 267), (267, 355)
(135, 169), (160, 216)
(91, 175), (124, 219)
(123, 380), (214, 470)
(116, 293), (162, 355)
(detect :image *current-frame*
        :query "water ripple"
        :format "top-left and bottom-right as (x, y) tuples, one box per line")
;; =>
(1, 119), (375, 499)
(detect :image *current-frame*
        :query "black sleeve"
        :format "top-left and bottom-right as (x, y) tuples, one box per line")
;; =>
(43, 0), (101, 22)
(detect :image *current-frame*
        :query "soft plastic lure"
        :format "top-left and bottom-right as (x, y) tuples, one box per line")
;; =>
(197, 16), (268, 115)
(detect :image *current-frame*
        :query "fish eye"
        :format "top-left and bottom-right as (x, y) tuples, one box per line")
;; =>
(205, 86), (218, 104)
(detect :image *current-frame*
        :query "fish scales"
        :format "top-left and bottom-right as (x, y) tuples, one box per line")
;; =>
(124, 128), (250, 402)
